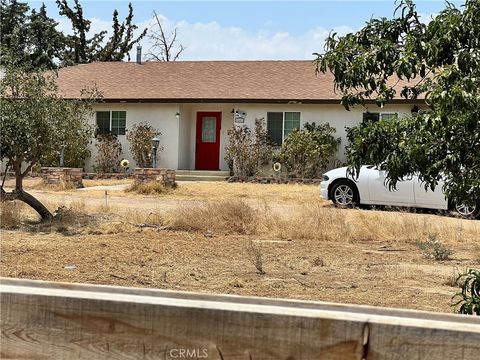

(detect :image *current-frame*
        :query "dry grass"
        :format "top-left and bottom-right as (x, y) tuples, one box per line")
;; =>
(170, 182), (320, 203)
(126, 181), (176, 195)
(83, 178), (132, 187)
(32, 180), (78, 191)
(264, 205), (350, 241)
(2, 180), (480, 313)
(165, 199), (258, 235)
(0, 201), (25, 229)
(246, 240), (265, 274)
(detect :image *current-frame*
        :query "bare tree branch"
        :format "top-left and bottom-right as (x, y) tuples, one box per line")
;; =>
(146, 10), (185, 61)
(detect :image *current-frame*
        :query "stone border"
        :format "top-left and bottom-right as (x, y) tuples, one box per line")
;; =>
(132, 168), (176, 187)
(40, 167), (84, 188)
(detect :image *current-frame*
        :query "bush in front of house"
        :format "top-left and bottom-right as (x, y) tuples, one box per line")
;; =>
(126, 122), (162, 168)
(41, 127), (93, 168)
(225, 117), (273, 177)
(278, 122), (340, 178)
(94, 134), (122, 173)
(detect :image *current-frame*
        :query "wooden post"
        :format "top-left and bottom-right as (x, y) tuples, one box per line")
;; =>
(1, 277), (479, 359)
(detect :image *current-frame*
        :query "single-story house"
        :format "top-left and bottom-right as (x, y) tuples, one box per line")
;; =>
(55, 53), (422, 173)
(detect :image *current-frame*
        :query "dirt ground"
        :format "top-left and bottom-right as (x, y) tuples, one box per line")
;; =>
(1, 178), (479, 313)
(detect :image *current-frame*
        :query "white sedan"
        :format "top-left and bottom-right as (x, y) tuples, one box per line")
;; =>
(320, 165), (479, 219)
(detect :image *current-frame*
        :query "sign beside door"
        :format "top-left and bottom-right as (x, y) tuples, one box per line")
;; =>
(195, 112), (221, 170)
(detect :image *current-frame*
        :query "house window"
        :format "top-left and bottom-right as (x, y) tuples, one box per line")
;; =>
(267, 111), (301, 145)
(111, 111), (127, 135)
(96, 111), (127, 135)
(362, 112), (380, 123)
(96, 111), (111, 135)
(380, 113), (397, 121)
(362, 112), (397, 123)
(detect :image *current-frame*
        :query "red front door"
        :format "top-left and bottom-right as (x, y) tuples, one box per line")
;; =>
(195, 112), (221, 170)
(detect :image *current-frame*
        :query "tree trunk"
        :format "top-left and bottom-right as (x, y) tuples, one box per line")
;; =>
(17, 189), (53, 220)
(1, 163), (54, 220)
(1, 187), (53, 220)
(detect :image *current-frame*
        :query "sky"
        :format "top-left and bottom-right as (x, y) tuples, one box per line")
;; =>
(27, 0), (464, 60)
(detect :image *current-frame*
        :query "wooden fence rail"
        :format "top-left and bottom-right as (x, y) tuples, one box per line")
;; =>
(1, 277), (479, 359)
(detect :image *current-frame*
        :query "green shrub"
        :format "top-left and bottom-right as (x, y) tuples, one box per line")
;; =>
(451, 269), (480, 315)
(41, 127), (93, 168)
(278, 122), (340, 178)
(416, 234), (453, 261)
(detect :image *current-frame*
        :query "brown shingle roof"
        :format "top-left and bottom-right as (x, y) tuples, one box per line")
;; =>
(55, 60), (419, 103)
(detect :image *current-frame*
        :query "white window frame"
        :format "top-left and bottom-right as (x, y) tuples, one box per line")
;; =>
(267, 111), (302, 144)
(362, 112), (398, 122)
(95, 110), (127, 135)
(380, 112), (397, 120)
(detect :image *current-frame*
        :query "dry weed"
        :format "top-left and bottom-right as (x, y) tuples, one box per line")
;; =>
(32, 180), (78, 191)
(126, 181), (176, 195)
(264, 204), (350, 241)
(246, 240), (265, 274)
(83, 178), (132, 187)
(0, 201), (25, 229)
(165, 199), (258, 235)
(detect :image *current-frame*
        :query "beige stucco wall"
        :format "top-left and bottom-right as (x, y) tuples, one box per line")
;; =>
(227, 103), (416, 169)
(81, 102), (418, 173)
(181, 102), (416, 171)
(86, 103), (180, 172)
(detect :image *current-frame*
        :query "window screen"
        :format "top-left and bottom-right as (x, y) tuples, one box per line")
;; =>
(362, 112), (380, 123)
(111, 111), (126, 135)
(267, 112), (283, 146)
(96, 111), (110, 135)
(284, 112), (300, 139)
(381, 113), (397, 121)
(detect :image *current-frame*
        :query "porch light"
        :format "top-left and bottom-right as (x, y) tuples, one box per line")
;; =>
(175, 112), (180, 118)
(151, 135), (161, 168)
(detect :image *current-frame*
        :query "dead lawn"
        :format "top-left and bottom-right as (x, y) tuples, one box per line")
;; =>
(1, 177), (479, 313)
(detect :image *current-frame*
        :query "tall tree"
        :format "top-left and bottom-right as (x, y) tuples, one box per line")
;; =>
(28, 4), (65, 69)
(316, 0), (480, 206)
(56, 0), (106, 65)
(56, 0), (146, 64)
(0, 63), (101, 219)
(147, 10), (185, 61)
(96, 3), (147, 61)
(0, 0), (30, 66)
(1, 0), (65, 70)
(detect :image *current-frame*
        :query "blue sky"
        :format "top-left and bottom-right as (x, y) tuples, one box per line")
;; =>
(27, 1), (463, 60)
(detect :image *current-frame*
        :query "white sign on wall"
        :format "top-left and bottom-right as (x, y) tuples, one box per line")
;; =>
(234, 109), (247, 123)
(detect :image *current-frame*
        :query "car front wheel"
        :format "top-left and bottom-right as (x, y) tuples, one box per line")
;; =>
(330, 180), (359, 207)
(454, 200), (480, 219)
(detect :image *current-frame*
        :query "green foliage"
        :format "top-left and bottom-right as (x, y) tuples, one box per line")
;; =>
(0, 64), (99, 218)
(57, 0), (147, 65)
(0, 0), (65, 70)
(452, 269), (480, 315)
(94, 134), (122, 173)
(225, 118), (273, 177)
(41, 128), (93, 169)
(316, 0), (480, 204)
(416, 234), (453, 261)
(278, 122), (340, 178)
(126, 122), (161, 168)
(1, 0), (146, 70)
